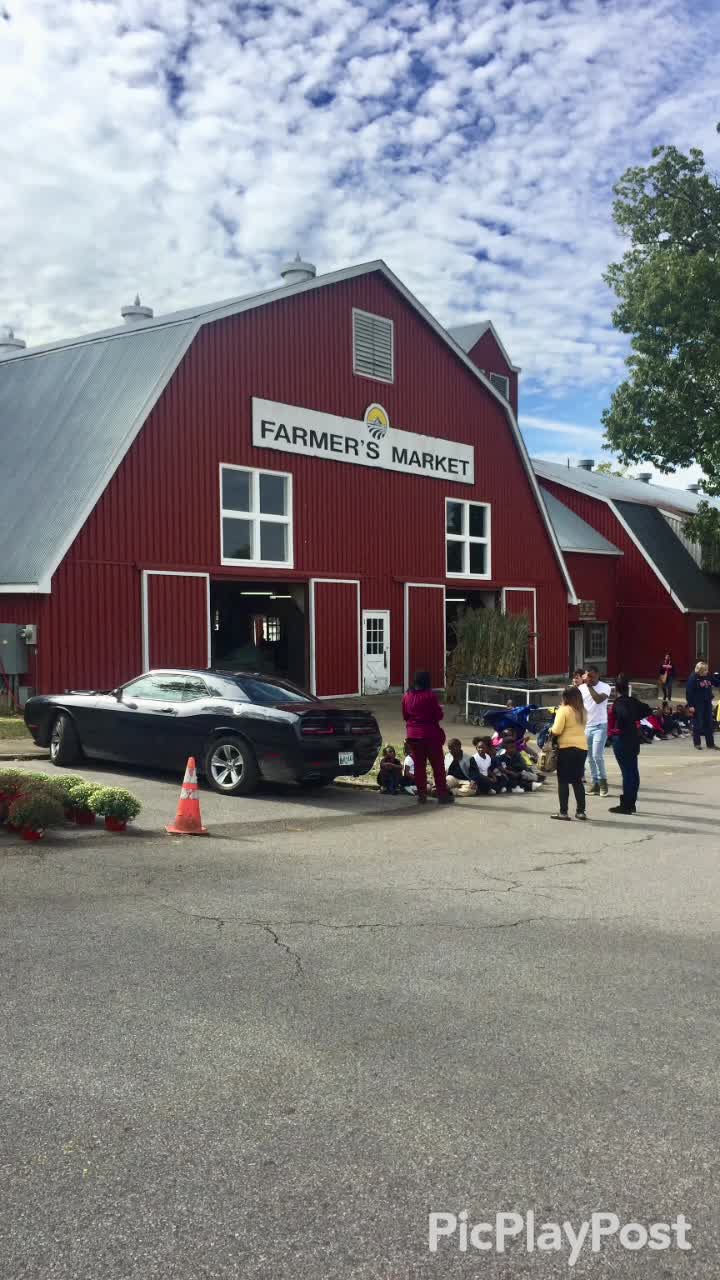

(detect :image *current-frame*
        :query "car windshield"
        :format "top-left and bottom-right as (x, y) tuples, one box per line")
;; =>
(235, 676), (313, 705)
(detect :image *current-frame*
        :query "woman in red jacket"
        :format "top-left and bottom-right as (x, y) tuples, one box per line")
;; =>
(401, 671), (453, 805)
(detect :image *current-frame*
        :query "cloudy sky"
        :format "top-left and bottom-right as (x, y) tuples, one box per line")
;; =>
(1, 0), (718, 485)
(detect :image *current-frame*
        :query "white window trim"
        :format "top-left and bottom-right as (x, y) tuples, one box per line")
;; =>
(220, 463), (294, 569)
(696, 619), (709, 662)
(352, 306), (395, 385)
(445, 498), (492, 580)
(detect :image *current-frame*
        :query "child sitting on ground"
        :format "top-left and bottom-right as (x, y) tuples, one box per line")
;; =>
(498, 730), (543, 793)
(660, 701), (682, 737)
(377, 745), (403, 794)
(472, 736), (509, 792)
(401, 740), (418, 795)
(468, 737), (501, 794)
(444, 738), (476, 795)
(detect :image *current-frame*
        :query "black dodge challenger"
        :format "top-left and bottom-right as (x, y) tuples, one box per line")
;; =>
(24, 670), (382, 796)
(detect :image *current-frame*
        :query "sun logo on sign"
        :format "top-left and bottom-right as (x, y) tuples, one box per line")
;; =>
(364, 403), (389, 441)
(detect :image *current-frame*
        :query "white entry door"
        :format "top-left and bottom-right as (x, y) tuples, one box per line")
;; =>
(362, 610), (390, 694)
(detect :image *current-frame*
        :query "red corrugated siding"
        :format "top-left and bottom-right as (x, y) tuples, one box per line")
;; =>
(146, 574), (209, 669)
(541, 481), (693, 679)
(465, 329), (519, 415)
(564, 552), (619, 674)
(312, 581), (359, 696)
(406, 586), (445, 689)
(34, 272), (569, 691)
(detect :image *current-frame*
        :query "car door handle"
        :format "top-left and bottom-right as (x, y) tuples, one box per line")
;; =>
(125, 701), (138, 709)
(156, 706), (177, 715)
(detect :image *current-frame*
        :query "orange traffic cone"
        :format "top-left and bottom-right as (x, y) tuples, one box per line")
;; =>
(166, 757), (208, 835)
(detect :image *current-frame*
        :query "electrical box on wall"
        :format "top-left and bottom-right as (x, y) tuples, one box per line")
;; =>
(0, 625), (29, 675)
(19, 623), (37, 646)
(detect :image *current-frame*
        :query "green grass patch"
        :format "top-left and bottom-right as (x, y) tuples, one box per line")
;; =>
(0, 716), (31, 740)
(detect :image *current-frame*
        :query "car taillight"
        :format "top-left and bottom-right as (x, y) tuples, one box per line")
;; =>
(301, 724), (335, 735)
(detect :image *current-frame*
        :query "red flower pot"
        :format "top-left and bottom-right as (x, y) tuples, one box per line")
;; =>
(21, 827), (44, 842)
(104, 816), (127, 833)
(74, 809), (95, 826)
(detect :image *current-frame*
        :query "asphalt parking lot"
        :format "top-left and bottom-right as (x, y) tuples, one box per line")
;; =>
(1, 741), (719, 1278)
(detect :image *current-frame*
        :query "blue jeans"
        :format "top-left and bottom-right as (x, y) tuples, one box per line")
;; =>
(586, 723), (608, 783)
(612, 738), (640, 808)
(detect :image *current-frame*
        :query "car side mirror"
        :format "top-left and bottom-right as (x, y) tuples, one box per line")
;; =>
(115, 688), (123, 702)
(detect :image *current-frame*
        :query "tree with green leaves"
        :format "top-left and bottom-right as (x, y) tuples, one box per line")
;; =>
(602, 134), (720, 556)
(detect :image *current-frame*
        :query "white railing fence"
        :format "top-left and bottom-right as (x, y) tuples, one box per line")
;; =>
(464, 681), (618, 724)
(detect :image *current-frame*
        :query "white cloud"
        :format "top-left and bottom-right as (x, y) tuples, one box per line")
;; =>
(0, 0), (718, 432)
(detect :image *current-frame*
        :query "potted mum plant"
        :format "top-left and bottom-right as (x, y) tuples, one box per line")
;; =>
(66, 781), (100, 826)
(0, 768), (32, 825)
(8, 788), (64, 842)
(48, 774), (87, 819)
(89, 786), (142, 832)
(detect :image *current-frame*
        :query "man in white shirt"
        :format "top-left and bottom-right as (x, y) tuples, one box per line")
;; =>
(581, 666), (611, 796)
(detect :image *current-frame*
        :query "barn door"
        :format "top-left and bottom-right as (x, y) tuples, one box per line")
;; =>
(309, 579), (361, 697)
(502, 587), (537, 678)
(404, 584), (445, 690)
(142, 572), (210, 671)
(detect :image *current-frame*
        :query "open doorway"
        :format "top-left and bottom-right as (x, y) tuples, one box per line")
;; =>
(210, 580), (307, 688)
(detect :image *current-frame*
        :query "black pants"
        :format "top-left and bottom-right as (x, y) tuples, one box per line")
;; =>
(556, 747), (587, 815)
(612, 737), (640, 808)
(692, 704), (715, 747)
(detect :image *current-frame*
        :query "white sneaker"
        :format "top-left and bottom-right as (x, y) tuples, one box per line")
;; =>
(512, 786), (524, 795)
(488, 788), (496, 795)
(531, 782), (543, 791)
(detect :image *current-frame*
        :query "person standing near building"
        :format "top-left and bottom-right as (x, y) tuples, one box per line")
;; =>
(659, 652), (675, 702)
(401, 671), (454, 805)
(686, 662), (717, 751)
(608, 675), (653, 815)
(580, 666), (611, 796)
(549, 685), (588, 821)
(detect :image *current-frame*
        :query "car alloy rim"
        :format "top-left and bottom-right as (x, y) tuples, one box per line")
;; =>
(50, 723), (61, 759)
(210, 743), (244, 789)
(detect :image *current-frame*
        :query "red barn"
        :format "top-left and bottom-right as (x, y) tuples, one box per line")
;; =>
(0, 259), (575, 701)
(534, 460), (720, 682)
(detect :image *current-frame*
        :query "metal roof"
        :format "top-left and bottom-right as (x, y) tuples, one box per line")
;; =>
(539, 487), (622, 556)
(614, 502), (720, 612)
(533, 458), (720, 516)
(0, 322), (196, 588)
(448, 320), (521, 371)
(1, 260), (574, 599)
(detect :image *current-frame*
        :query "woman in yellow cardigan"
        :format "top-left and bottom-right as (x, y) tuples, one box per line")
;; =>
(550, 685), (588, 822)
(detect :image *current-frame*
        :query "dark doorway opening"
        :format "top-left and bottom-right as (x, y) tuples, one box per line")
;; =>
(210, 580), (307, 688)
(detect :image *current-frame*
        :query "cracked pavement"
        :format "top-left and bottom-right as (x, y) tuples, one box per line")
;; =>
(1, 742), (719, 1277)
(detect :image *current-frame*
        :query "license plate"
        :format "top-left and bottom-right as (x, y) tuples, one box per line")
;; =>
(338, 751), (354, 766)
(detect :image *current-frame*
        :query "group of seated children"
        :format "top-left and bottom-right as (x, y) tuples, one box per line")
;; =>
(377, 731), (545, 797)
(635, 701), (693, 742)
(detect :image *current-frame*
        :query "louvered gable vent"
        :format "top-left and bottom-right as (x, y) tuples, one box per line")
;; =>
(489, 372), (510, 399)
(353, 308), (394, 383)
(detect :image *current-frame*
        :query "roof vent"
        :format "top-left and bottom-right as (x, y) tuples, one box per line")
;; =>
(577, 459), (594, 471)
(687, 482), (701, 494)
(636, 472), (653, 484)
(121, 295), (154, 325)
(0, 326), (26, 356)
(280, 253), (317, 287)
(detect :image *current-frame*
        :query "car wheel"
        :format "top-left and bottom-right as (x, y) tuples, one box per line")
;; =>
(49, 712), (81, 765)
(204, 736), (259, 796)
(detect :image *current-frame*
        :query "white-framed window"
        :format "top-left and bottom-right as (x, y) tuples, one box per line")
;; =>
(446, 498), (491, 579)
(696, 619), (709, 662)
(352, 308), (394, 383)
(489, 372), (510, 399)
(220, 465), (293, 568)
(587, 624), (607, 661)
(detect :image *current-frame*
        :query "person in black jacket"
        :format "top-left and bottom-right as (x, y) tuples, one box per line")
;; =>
(686, 662), (717, 751)
(608, 674), (653, 815)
